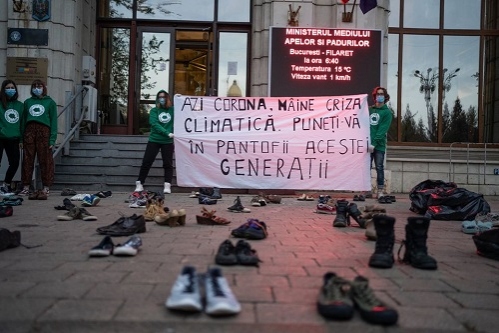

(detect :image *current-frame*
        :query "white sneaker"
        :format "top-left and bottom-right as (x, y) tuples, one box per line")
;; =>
(165, 266), (202, 312)
(204, 267), (241, 316)
(135, 181), (144, 192)
(164, 182), (171, 194)
(113, 236), (142, 256)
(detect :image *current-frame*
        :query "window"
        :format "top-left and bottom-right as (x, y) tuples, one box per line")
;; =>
(136, 0), (214, 21)
(217, 32), (248, 97)
(218, 0), (251, 22)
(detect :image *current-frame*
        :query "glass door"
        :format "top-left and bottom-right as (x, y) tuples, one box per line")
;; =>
(137, 29), (173, 134)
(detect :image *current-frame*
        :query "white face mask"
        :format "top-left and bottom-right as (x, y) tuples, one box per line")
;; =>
(32, 87), (43, 96)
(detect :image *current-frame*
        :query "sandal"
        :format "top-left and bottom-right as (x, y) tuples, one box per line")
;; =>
(196, 207), (231, 225)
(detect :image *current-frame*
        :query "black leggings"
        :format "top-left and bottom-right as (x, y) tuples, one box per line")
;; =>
(137, 142), (174, 184)
(0, 138), (20, 184)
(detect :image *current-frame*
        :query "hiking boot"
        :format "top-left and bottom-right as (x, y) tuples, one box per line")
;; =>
(88, 236), (114, 257)
(204, 267), (241, 316)
(346, 203), (366, 228)
(113, 235), (142, 256)
(315, 203), (336, 215)
(368, 215), (395, 268)
(165, 266), (202, 312)
(235, 240), (261, 266)
(198, 195), (217, 205)
(317, 272), (354, 320)
(399, 217), (437, 270)
(215, 240), (238, 265)
(0, 228), (21, 252)
(57, 207), (82, 221)
(350, 275), (398, 325)
(333, 199), (350, 227)
(227, 196), (250, 213)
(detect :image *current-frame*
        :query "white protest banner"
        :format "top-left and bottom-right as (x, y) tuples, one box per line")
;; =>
(173, 94), (371, 191)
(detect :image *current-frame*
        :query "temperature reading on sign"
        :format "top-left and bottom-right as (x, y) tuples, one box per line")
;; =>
(270, 27), (381, 97)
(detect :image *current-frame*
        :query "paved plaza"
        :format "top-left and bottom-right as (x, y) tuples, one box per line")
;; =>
(0, 190), (499, 333)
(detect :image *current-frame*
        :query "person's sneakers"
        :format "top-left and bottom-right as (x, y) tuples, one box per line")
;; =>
(349, 275), (398, 325)
(113, 235), (142, 256)
(17, 187), (30, 196)
(79, 208), (98, 221)
(317, 272), (354, 320)
(235, 240), (261, 266)
(227, 196), (251, 213)
(164, 182), (171, 194)
(88, 236), (115, 257)
(57, 207), (82, 221)
(82, 194), (100, 207)
(135, 181), (144, 192)
(315, 203), (336, 215)
(0, 184), (14, 196)
(165, 266), (203, 312)
(204, 267), (241, 316)
(215, 240), (238, 265)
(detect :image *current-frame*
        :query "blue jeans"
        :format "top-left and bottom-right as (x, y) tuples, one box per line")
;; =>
(371, 149), (385, 189)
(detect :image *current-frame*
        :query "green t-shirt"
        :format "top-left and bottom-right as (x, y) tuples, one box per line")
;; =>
(0, 100), (23, 139)
(21, 95), (58, 146)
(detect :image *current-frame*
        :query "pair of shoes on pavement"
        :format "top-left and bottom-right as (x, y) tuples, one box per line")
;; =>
(57, 206), (98, 221)
(215, 239), (262, 266)
(317, 272), (398, 326)
(88, 235), (142, 257)
(96, 213), (146, 236)
(165, 266), (241, 316)
(28, 190), (48, 200)
(231, 218), (268, 240)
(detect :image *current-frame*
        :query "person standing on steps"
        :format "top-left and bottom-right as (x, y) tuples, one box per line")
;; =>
(0, 80), (23, 195)
(368, 86), (393, 201)
(135, 90), (174, 194)
(18, 79), (58, 198)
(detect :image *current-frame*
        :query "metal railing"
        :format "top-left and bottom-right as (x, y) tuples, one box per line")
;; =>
(449, 142), (489, 185)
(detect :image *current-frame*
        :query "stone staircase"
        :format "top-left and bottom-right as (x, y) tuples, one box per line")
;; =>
(53, 134), (178, 193)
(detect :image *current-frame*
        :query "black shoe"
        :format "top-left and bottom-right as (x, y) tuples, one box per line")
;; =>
(333, 199), (350, 227)
(0, 228), (21, 251)
(88, 236), (114, 257)
(198, 194), (217, 205)
(0, 205), (14, 218)
(97, 214), (146, 236)
(317, 272), (354, 320)
(346, 203), (366, 228)
(368, 215), (395, 269)
(350, 276), (398, 325)
(472, 229), (499, 260)
(215, 240), (238, 265)
(235, 240), (261, 266)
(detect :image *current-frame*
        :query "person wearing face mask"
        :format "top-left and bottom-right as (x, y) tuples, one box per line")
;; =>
(18, 80), (57, 199)
(0, 80), (23, 195)
(134, 90), (174, 195)
(368, 86), (393, 201)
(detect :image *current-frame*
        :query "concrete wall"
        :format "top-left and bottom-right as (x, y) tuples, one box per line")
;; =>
(0, 0), (96, 145)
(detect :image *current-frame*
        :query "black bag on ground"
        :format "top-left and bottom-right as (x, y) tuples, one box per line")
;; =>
(409, 179), (490, 221)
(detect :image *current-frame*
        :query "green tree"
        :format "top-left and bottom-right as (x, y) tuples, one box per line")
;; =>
(443, 97), (467, 143)
(466, 105), (478, 142)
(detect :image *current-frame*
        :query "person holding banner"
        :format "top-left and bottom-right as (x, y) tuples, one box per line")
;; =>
(134, 90), (174, 195)
(369, 86), (392, 201)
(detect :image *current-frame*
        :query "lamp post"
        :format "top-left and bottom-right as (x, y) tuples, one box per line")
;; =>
(442, 68), (460, 100)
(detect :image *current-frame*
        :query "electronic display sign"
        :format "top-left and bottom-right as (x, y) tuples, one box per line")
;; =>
(269, 27), (382, 97)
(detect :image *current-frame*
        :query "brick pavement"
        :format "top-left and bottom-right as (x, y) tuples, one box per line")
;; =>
(0, 191), (499, 333)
